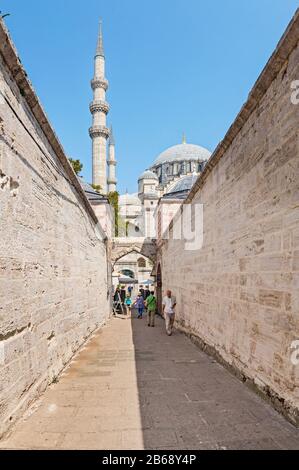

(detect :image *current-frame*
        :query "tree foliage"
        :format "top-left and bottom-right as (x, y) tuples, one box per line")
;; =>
(107, 191), (120, 237)
(69, 158), (83, 175)
(91, 184), (102, 193)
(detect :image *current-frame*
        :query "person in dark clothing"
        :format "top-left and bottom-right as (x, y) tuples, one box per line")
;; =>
(128, 285), (133, 297)
(144, 288), (151, 299)
(118, 286), (126, 314)
(120, 287), (126, 303)
(113, 287), (122, 314)
(139, 286), (145, 299)
(113, 287), (120, 302)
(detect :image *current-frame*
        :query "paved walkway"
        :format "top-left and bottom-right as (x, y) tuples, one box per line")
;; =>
(1, 313), (299, 450)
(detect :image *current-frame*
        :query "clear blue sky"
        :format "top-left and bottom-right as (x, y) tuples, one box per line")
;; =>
(1, 0), (298, 193)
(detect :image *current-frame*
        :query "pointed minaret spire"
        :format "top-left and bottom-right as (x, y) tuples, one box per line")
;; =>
(96, 19), (105, 57)
(107, 125), (117, 193)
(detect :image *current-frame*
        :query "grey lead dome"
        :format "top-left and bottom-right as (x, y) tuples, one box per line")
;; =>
(152, 143), (211, 167)
(166, 174), (198, 194)
(138, 170), (159, 181)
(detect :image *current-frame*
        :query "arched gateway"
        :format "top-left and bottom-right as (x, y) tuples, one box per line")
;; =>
(111, 237), (157, 266)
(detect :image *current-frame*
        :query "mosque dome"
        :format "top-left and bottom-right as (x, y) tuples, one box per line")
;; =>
(138, 170), (158, 181)
(152, 143), (211, 168)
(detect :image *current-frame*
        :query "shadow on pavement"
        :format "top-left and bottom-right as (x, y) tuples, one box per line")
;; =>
(130, 309), (299, 450)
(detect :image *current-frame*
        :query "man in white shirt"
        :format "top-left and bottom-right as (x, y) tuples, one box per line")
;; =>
(162, 290), (177, 336)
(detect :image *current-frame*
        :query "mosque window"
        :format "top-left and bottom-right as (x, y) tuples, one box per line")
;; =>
(138, 258), (146, 268)
(121, 269), (134, 279)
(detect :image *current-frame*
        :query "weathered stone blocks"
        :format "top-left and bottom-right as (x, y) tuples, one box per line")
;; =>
(157, 14), (299, 424)
(0, 23), (110, 437)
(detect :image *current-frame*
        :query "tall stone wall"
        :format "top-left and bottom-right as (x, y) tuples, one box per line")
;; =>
(0, 21), (110, 437)
(158, 13), (299, 424)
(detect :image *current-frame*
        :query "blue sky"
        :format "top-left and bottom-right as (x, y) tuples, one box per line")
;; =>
(1, 0), (298, 193)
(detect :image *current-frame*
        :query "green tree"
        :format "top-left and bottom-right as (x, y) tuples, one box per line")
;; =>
(107, 191), (120, 237)
(69, 158), (83, 175)
(91, 184), (102, 193)
(125, 221), (130, 237)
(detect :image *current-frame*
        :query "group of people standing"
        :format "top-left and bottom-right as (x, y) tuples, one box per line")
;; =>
(113, 284), (177, 336)
(132, 290), (157, 327)
(123, 285), (157, 327)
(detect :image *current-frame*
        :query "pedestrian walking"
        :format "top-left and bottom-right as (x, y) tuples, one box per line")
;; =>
(128, 285), (133, 297)
(134, 293), (145, 319)
(124, 294), (132, 316)
(145, 291), (157, 327)
(162, 290), (177, 336)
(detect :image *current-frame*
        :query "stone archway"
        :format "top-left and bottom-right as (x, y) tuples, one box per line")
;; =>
(111, 237), (157, 266)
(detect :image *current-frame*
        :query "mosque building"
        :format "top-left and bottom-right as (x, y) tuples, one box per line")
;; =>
(119, 137), (211, 236)
(116, 137), (211, 287)
(83, 22), (212, 287)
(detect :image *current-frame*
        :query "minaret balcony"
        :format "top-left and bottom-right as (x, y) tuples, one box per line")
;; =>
(89, 125), (110, 139)
(91, 78), (109, 91)
(107, 178), (118, 185)
(107, 159), (117, 166)
(90, 100), (110, 115)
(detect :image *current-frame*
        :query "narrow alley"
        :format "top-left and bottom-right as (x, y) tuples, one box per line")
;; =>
(1, 314), (298, 450)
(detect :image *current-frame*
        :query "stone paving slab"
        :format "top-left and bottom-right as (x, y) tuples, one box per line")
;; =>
(0, 313), (298, 450)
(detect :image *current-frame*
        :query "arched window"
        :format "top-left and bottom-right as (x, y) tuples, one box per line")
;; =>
(121, 269), (134, 279)
(198, 162), (202, 172)
(138, 257), (146, 268)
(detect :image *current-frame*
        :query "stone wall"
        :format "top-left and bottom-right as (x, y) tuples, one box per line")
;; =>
(0, 20), (110, 437)
(92, 201), (113, 239)
(157, 12), (299, 424)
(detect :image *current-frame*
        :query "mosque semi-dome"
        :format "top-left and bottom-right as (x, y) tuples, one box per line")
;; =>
(166, 174), (198, 194)
(152, 143), (211, 167)
(138, 170), (159, 181)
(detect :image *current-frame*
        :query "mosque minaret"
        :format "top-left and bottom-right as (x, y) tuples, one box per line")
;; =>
(87, 21), (211, 211)
(89, 20), (111, 194)
(107, 126), (117, 192)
